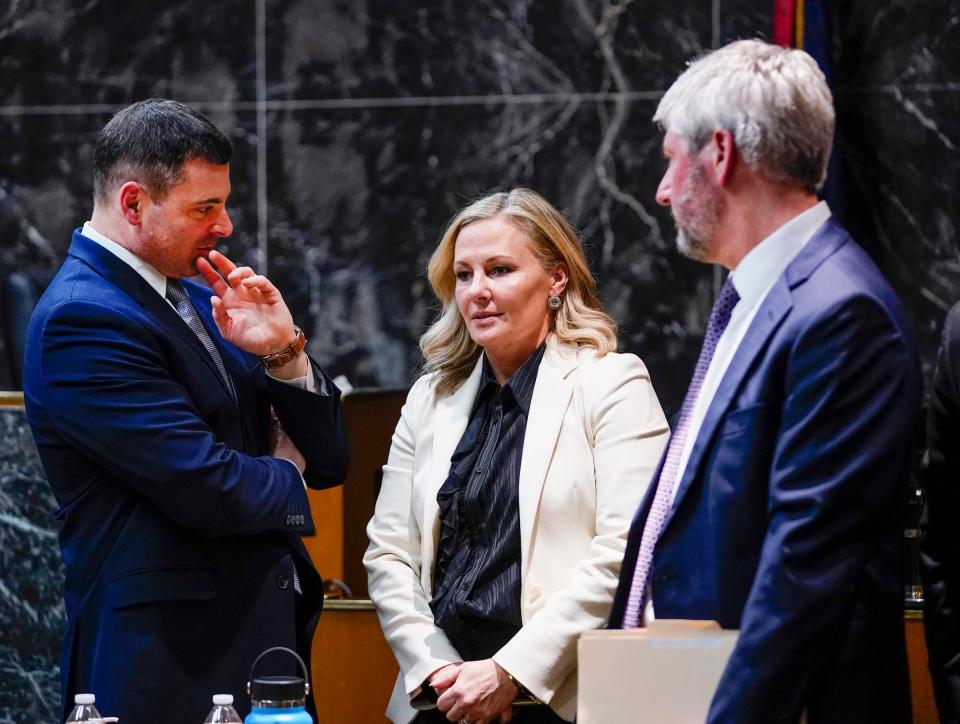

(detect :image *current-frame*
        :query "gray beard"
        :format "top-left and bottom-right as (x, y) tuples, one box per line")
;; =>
(676, 227), (710, 262)
(673, 162), (721, 263)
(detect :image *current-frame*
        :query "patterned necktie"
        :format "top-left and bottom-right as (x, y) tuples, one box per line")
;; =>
(165, 279), (238, 403)
(622, 277), (740, 627)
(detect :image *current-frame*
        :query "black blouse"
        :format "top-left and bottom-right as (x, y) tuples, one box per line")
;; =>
(429, 343), (545, 638)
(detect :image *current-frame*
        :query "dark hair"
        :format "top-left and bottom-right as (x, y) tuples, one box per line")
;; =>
(93, 98), (233, 203)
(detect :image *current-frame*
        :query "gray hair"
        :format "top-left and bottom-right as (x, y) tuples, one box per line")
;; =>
(654, 39), (835, 194)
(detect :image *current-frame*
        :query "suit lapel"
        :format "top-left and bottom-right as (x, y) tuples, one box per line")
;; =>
(421, 357), (483, 585)
(662, 281), (793, 531)
(660, 220), (850, 532)
(67, 231), (242, 407)
(517, 341), (578, 576)
(69, 235), (244, 410)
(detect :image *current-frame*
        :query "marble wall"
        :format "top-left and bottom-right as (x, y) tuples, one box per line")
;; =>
(2, 1), (958, 408)
(0, 408), (63, 722)
(0, 1), (957, 717)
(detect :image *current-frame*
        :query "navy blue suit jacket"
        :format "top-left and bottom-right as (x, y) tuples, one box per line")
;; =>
(609, 220), (920, 723)
(24, 231), (348, 723)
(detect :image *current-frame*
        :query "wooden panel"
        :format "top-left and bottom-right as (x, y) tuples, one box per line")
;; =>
(906, 616), (939, 724)
(311, 603), (397, 723)
(340, 390), (406, 600)
(300, 389), (405, 596)
(303, 485), (345, 582)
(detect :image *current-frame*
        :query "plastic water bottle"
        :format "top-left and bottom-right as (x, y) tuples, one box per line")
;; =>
(204, 694), (243, 723)
(244, 647), (313, 724)
(65, 693), (102, 722)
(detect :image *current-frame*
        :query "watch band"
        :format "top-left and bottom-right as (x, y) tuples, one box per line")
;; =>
(261, 326), (307, 370)
(503, 669), (539, 703)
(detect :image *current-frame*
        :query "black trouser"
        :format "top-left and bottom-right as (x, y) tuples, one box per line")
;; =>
(416, 617), (566, 723)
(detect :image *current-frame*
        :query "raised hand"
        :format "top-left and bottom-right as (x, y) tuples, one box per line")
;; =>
(196, 250), (298, 358)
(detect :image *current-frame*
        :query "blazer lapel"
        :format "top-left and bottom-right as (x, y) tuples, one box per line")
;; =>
(517, 341), (578, 576)
(661, 221), (850, 531)
(420, 357), (483, 587)
(67, 231), (235, 399)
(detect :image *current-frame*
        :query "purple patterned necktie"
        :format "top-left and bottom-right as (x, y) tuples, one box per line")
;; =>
(622, 277), (740, 627)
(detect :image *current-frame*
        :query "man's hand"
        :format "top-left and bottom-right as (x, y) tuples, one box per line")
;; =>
(197, 251), (307, 378)
(435, 659), (517, 724)
(269, 408), (305, 473)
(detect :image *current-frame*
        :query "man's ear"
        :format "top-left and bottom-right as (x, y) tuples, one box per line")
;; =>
(118, 182), (146, 226)
(703, 129), (736, 187)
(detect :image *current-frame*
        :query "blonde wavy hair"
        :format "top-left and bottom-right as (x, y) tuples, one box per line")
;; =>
(420, 188), (618, 398)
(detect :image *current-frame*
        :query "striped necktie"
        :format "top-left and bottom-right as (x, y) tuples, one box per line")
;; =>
(622, 277), (740, 627)
(165, 279), (238, 403)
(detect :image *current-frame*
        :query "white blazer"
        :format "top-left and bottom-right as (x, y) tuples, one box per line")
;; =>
(364, 339), (669, 722)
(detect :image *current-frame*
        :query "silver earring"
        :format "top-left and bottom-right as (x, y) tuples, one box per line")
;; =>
(548, 295), (562, 310)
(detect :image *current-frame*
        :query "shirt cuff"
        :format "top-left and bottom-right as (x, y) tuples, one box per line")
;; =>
(267, 364), (327, 395)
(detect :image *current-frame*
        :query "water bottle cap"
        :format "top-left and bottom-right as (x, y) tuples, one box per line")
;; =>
(212, 694), (234, 705)
(249, 675), (306, 705)
(75, 693), (96, 705)
(246, 646), (311, 706)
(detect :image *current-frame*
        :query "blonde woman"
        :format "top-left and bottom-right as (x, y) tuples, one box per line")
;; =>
(365, 188), (669, 723)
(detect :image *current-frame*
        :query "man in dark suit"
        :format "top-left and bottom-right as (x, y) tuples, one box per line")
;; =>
(23, 99), (348, 723)
(921, 302), (960, 723)
(608, 40), (920, 723)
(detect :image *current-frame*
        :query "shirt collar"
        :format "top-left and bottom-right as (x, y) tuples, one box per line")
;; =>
(82, 221), (168, 299)
(730, 201), (831, 307)
(479, 342), (546, 415)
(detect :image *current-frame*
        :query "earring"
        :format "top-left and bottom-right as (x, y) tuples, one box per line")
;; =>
(548, 295), (562, 310)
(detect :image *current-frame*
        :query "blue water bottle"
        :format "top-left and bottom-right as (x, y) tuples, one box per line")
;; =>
(244, 646), (313, 724)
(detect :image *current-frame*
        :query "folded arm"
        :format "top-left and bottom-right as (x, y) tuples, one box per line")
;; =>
(39, 299), (314, 538)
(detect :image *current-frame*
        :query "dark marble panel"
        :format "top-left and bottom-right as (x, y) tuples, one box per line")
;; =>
(833, 0), (960, 89)
(265, 0), (713, 100)
(0, 408), (64, 722)
(719, 0), (773, 44)
(836, 86), (960, 376)
(0, 0), (257, 107)
(0, 109), (261, 281)
(265, 101), (712, 414)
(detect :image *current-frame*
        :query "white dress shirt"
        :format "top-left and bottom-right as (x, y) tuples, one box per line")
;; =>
(647, 201), (831, 622)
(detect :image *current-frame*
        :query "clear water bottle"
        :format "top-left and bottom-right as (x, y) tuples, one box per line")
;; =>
(65, 693), (102, 722)
(204, 694), (243, 723)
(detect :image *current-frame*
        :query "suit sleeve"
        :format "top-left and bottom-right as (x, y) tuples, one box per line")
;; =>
(267, 360), (348, 490)
(492, 353), (670, 705)
(708, 294), (919, 723)
(363, 375), (464, 695)
(38, 299), (313, 538)
(920, 302), (960, 724)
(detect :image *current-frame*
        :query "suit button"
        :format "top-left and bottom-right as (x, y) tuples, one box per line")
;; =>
(277, 573), (290, 591)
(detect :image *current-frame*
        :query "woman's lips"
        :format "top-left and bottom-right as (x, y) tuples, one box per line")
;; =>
(471, 312), (501, 326)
